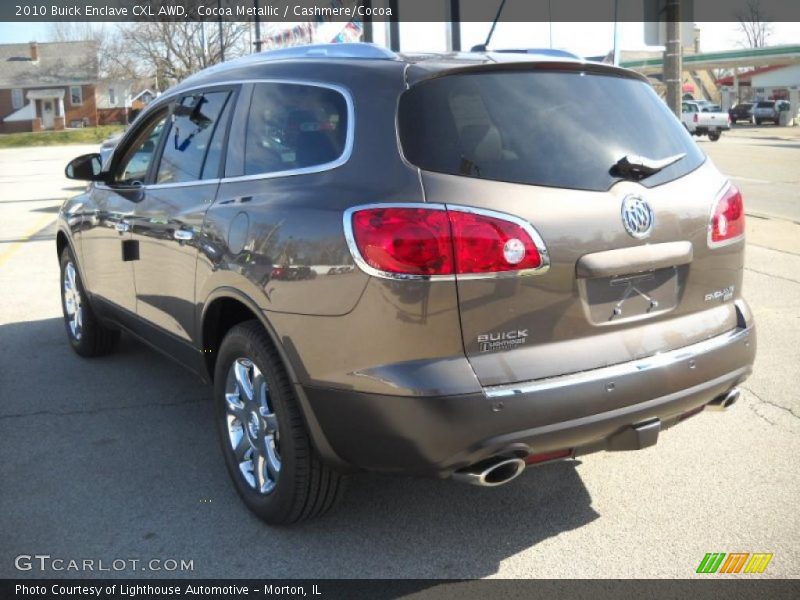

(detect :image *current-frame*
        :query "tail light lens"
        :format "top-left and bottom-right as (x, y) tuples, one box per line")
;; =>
(448, 208), (542, 274)
(693, 113), (698, 123)
(345, 204), (547, 279)
(350, 207), (454, 276)
(708, 184), (745, 247)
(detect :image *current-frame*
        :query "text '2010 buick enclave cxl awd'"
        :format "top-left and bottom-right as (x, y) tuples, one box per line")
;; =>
(58, 43), (756, 524)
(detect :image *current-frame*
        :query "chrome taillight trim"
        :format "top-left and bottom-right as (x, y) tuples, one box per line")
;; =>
(707, 182), (746, 249)
(342, 202), (551, 282)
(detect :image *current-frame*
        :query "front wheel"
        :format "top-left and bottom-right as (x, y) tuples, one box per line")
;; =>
(214, 321), (345, 524)
(708, 131), (721, 141)
(59, 247), (119, 357)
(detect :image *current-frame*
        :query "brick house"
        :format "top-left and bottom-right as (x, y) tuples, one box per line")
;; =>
(0, 40), (99, 133)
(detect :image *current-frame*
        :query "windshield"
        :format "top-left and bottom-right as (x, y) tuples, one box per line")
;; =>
(398, 70), (706, 192)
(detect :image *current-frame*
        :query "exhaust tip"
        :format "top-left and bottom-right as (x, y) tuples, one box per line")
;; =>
(706, 387), (741, 411)
(452, 457), (526, 487)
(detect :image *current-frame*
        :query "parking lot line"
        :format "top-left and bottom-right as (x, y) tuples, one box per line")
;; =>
(0, 212), (55, 268)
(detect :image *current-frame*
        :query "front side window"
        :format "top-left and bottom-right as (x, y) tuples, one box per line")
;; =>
(109, 88), (116, 105)
(11, 88), (23, 109)
(112, 114), (167, 186)
(243, 83), (348, 176)
(156, 91), (231, 184)
(70, 85), (83, 105)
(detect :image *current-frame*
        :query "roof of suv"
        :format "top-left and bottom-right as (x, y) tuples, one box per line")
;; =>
(170, 42), (646, 97)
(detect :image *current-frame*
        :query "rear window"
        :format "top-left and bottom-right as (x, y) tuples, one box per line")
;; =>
(756, 101), (775, 108)
(398, 70), (705, 192)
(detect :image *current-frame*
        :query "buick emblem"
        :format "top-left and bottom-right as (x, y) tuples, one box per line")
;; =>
(621, 195), (654, 239)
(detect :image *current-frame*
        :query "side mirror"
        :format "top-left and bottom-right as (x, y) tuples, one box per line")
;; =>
(65, 153), (104, 181)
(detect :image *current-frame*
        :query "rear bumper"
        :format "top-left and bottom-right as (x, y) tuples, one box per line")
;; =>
(304, 324), (756, 476)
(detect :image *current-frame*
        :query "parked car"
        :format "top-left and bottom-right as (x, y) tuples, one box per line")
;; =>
(697, 101), (722, 112)
(58, 43), (756, 524)
(98, 131), (125, 167)
(728, 102), (753, 124)
(751, 100), (782, 125)
(681, 100), (730, 141)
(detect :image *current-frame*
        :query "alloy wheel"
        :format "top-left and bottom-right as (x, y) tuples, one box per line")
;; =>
(224, 358), (281, 494)
(63, 262), (83, 340)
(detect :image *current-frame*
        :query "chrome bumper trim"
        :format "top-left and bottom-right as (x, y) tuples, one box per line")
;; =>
(484, 327), (752, 399)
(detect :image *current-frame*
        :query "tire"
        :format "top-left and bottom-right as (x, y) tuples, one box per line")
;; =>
(708, 131), (721, 142)
(214, 321), (345, 524)
(755, 118), (762, 125)
(59, 246), (119, 357)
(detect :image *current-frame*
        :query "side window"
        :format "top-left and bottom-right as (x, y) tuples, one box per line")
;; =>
(201, 92), (234, 179)
(156, 91), (231, 184)
(113, 114), (168, 186)
(244, 83), (348, 176)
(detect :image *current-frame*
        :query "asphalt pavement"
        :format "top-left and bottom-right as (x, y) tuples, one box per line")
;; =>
(0, 130), (798, 579)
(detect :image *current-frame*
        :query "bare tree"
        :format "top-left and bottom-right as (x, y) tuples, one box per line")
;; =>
(103, 20), (249, 90)
(735, 0), (773, 48)
(47, 22), (100, 43)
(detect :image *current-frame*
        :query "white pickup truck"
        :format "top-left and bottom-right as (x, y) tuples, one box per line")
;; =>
(681, 100), (730, 141)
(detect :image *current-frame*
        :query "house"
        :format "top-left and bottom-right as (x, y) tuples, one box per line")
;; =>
(95, 80), (157, 125)
(0, 40), (100, 133)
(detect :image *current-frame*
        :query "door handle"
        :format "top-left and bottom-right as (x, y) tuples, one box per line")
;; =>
(173, 229), (195, 241)
(115, 221), (130, 233)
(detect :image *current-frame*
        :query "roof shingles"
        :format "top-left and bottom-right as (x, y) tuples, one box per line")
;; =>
(0, 41), (98, 88)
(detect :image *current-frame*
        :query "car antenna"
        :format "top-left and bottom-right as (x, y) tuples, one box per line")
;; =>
(471, 0), (509, 52)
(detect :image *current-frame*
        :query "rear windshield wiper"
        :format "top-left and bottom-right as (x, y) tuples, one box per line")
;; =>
(610, 152), (686, 181)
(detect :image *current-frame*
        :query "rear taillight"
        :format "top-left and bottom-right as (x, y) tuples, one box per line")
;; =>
(345, 204), (548, 280)
(693, 113), (698, 123)
(349, 207), (454, 276)
(708, 184), (745, 247)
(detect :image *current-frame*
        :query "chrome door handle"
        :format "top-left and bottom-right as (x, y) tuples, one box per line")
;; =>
(115, 221), (130, 233)
(173, 229), (194, 241)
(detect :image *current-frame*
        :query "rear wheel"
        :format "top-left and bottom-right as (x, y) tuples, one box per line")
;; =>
(59, 247), (119, 357)
(708, 131), (721, 141)
(214, 321), (345, 524)
(755, 118), (762, 125)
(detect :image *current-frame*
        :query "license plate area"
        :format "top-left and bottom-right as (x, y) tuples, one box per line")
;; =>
(580, 266), (683, 325)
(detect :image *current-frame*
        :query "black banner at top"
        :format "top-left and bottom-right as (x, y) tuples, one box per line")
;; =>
(3, 0), (800, 23)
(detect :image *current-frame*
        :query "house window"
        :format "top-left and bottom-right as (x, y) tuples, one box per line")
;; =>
(70, 85), (83, 105)
(109, 88), (116, 105)
(11, 88), (24, 109)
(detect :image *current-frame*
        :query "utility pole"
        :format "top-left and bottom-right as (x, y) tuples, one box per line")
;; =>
(388, 0), (400, 51)
(217, 0), (225, 62)
(253, 1), (262, 52)
(362, 0), (373, 43)
(664, 0), (682, 116)
(446, 0), (461, 51)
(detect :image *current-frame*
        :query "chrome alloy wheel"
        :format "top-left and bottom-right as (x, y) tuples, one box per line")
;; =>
(63, 262), (83, 340)
(224, 358), (281, 494)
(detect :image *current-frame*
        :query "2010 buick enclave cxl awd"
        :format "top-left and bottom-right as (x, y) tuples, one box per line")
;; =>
(57, 43), (756, 524)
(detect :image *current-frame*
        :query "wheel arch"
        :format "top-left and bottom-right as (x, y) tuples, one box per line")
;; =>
(199, 288), (351, 471)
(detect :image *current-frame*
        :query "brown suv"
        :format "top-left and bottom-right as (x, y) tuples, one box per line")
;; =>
(58, 44), (756, 524)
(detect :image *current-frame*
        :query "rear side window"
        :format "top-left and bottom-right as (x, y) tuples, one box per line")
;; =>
(398, 70), (706, 192)
(156, 91), (231, 184)
(244, 83), (348, 176)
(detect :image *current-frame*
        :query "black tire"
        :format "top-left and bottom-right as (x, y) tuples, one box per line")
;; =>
(708, 131), (721, 142)
(755, 118), (762, 125)
(214, 321), (345, 524)
(59, 246), (119, 357)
